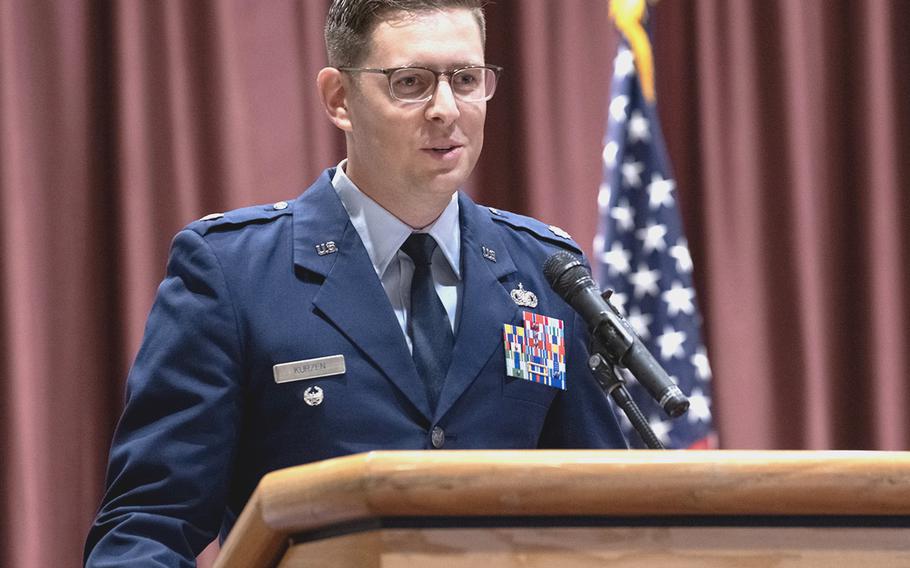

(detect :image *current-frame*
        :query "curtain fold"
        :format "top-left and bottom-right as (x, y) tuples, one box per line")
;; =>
(859, 0), (907, 449)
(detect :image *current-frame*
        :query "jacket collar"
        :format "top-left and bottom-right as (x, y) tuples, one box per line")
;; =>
(432, 191), (520, 418)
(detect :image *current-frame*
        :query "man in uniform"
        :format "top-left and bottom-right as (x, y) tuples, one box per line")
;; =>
(85, 1), (627, 565)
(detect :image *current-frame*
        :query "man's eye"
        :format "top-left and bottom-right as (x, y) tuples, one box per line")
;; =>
(392, 71), (432, 94)
(455, 72), (479, 86)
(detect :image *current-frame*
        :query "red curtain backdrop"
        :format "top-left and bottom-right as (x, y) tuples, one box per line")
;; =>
(1, 1), (907, 566)
(652, 0), (910, 451)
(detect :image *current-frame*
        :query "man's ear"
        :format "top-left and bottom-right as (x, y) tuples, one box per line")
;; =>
(316, 67), (353, 132)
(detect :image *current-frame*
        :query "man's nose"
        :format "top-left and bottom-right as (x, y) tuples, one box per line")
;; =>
(425, 78), (460, 125)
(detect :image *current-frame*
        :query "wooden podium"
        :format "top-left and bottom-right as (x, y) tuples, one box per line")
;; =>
(214, 450), (910, 567)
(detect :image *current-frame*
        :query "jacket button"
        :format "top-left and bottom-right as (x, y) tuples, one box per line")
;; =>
(431, 426), (445, 449)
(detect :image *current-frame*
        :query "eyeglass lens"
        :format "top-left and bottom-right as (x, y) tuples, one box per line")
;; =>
(389, 67), (496, 102)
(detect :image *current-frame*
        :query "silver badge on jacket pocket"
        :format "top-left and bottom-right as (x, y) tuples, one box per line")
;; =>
(273, 355), (346, 384)
(303, 386), (324, 406)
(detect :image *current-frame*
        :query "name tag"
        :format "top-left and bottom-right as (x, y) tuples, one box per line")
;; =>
(273, 355), (346, 384)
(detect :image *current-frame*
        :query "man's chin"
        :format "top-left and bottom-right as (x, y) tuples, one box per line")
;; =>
(427, 155), (478, 181)
(424, 167), (473, 195)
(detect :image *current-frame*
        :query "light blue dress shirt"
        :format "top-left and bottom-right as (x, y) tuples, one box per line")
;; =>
(331, 161), (462, 352)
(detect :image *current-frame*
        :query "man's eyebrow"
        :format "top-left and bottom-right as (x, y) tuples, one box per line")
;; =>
(400, 61), (485, 69)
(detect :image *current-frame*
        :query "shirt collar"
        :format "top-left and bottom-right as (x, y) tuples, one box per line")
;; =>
(331, 160), (461, 279)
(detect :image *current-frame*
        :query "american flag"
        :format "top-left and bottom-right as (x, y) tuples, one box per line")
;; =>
(593, 38), (716, 449)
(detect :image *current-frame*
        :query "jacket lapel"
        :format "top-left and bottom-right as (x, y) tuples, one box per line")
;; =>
(434, 194), (519, 419)
(292, 172), (432, 420)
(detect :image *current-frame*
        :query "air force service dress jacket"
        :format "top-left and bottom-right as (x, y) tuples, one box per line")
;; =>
(85, 168), (628, 567)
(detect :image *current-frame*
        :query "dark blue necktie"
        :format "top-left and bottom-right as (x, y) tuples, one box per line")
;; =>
(401, 233), (454, 411)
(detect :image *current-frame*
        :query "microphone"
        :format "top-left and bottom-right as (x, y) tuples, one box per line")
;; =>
(543, 251), (689, 418)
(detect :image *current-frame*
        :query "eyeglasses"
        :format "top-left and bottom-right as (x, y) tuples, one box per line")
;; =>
(337, 65), (502, 103)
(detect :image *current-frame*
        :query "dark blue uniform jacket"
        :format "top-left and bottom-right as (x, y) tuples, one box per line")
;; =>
(84, 169), (627, 567)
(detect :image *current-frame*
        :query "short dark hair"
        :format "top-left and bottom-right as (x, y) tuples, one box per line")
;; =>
(325, 0), (486, 68)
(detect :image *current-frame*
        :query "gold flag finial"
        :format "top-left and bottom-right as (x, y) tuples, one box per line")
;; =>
(609, 0), (655, 102)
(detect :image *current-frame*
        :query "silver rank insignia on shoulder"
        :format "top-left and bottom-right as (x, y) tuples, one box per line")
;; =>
(482, 246), (497, 262)
(199, 212), (224, 222)
(315, 241), (338, 256)
(510, 283), (538, 308)
(548, 225), (572, 239)
(303, 385), (324, 406)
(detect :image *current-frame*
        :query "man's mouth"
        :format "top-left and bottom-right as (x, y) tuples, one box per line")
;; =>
(429, 144), (461, 153)
(421, 143), (464, 161)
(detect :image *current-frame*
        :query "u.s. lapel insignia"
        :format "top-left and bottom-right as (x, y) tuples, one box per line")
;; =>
(303, 385), (324, 406)
(503, 311), (567, 390)
(510, 283), (538, 308)
(482, 246), (497, 262)
(315, 241), (338, 256)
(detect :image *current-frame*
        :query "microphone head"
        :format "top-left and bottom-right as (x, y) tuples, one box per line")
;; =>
(543, 251), (593, 300)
